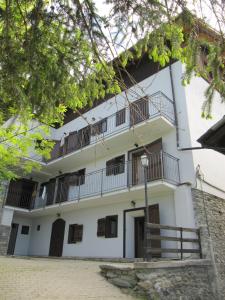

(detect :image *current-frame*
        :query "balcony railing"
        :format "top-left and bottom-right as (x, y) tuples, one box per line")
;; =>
(3, 152), (179, 210)
(46, 92), (175, 162)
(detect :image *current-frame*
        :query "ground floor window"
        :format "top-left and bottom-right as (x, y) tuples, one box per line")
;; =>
(68, 224), (83, 243)
(97, 215), (118, 238)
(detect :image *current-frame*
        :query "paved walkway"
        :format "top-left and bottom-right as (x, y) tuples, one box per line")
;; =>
(0, 256), (137, 300)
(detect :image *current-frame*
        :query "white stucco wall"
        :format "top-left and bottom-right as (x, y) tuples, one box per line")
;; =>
(13, 216), (32, 256)
(1, 207), (14, 226)
(184, 75), (225, 198)
(26, 193), (176, 258)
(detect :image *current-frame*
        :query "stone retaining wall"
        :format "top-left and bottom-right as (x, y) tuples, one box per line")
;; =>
(100, 259), (216, 300)
(192, 188), (225, 298)
(0, 225), (10, 255)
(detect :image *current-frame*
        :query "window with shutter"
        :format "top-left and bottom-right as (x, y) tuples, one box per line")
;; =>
(130, 98), (149, 126)
(78, 126), (91, 148)
(68, 224), (83, 243)
(97, 215), (118, 238)
(106, 155), (125, 176)
(116, 109), (126, 126)
(68, 169), (86, 186)
(97, 218), (106, 237)
(64, 131), (79, 154)
(91, 119), (107, 136)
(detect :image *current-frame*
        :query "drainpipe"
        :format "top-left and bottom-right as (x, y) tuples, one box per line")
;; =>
(169, 62), (180, 148)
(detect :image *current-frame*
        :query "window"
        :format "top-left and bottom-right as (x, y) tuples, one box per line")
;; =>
(68, 224), (83, 243)
(106, 155), (125, 176)
(116, 109), (126, 126)
(21, 225), (29, 235)
(68, 169), (86, 186)
(37, 225), (40, 231)
(97, 215), (118, 238)
(91, 119), (107, 136)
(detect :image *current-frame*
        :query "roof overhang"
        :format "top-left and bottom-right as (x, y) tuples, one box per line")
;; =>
(197, 116), (225, 155)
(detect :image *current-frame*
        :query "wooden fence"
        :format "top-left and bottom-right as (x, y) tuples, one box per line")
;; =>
(146, 223), (202, 259)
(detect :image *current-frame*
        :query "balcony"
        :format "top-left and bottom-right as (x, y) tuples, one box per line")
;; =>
(43, 92), (175, 169)
(4, 151), (180, 211)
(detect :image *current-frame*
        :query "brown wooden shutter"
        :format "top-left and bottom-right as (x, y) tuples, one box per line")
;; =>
(6, 179), (23, 207)
(56, 175), (70, 203)
(46, 179), (56, 206)
(146, 139), (162, 181)
(105, 215), (118, 238)
(97, 218), (106, 237)
(75, 224), (83, 242)
(49, 141), (61, 161)
(78, 126), (91, 148)
(68, 224), (74, 243)
(148, 204), (161, 257)
(73, 224), (83, 242)
(65, 131), (79, 154)
(130, 98), (149, 126)
(116, 109), (126, 126)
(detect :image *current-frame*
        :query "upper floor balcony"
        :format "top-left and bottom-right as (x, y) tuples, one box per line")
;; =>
(3, 151), (180, 212)
(40, 92), (175, 172)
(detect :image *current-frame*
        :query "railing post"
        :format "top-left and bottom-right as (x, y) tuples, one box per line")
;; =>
(180, 227), (183, 260)
(78, 177), (81, 201)
(127, 161), (130, 188)
(160, 151), (164, 179)
(100, 169), (104, 196)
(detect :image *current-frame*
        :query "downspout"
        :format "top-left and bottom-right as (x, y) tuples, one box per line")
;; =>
(169, 62), (180, 148)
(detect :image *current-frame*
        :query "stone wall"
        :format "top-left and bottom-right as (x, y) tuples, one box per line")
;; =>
(192, 188), (225, 298)
(0, 225), (10, 255)
(100, 260), (216, 300)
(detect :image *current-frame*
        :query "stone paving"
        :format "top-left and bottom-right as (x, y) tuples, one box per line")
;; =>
(0, 256), (137, 300)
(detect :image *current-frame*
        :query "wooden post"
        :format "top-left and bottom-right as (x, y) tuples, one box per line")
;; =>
(180, 227), (183, 260)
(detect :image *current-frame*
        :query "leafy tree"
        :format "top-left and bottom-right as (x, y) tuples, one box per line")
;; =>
(0, 0), (224, 181)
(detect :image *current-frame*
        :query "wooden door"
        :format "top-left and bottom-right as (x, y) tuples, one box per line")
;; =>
(130, 98), (149, 126)
(135, 217), (145, 258)
(7, 223), (19, 255)
(49, 219), (66, 257)
(148, 204), (161, 257)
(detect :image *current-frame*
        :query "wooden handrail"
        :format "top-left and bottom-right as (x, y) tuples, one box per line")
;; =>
(146, 222), (199, 233)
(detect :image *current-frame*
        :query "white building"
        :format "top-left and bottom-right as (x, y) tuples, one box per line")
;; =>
(1, 55), (225, 259)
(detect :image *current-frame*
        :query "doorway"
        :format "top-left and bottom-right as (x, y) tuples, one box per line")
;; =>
(49, 219), (66, 257)
(135, 217), (145, 258)
(7, 223), (19, 255)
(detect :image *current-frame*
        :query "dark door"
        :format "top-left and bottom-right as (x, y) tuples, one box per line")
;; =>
(7, 223), (19, 255)
(130, 98), (149, 126)
(148, 204), (161, 258)
(135, 217), (145, 258)
(49, 219), (66, 257)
